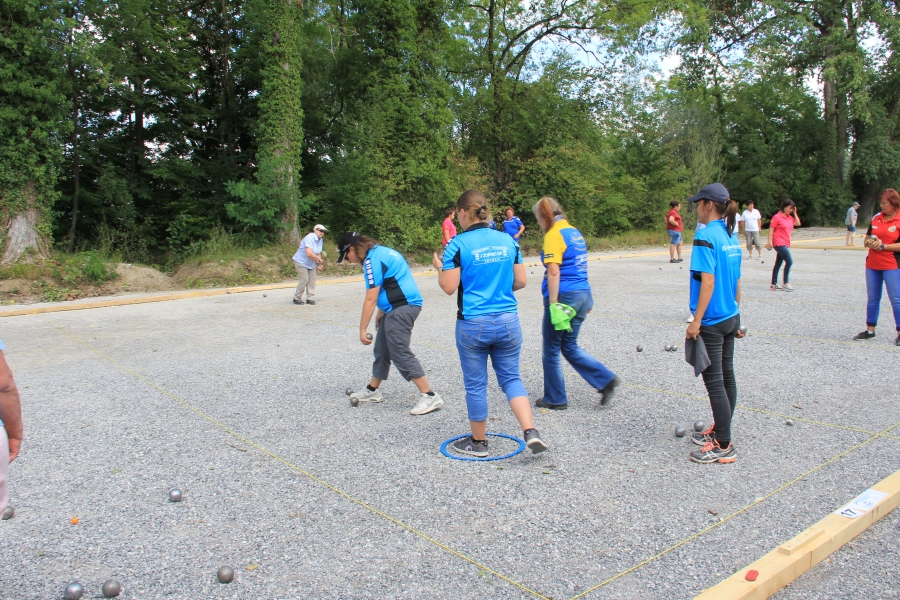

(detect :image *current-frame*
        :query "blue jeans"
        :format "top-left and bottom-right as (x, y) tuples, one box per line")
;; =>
(771, 245), (793, 284)
(542, 290), (616, 405)
(667, 230), (682, 245)
(865, 268), (900, 330)
(455, 312), (529, 422)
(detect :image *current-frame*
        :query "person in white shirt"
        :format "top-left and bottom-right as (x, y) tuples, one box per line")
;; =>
(738, 201), (763, 259)
(845, 201), (859, 246)
(292, 224), (327, 305)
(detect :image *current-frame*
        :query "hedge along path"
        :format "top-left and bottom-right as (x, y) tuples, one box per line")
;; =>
(0, 233), (848, 320)
(53, 323), (554, 600)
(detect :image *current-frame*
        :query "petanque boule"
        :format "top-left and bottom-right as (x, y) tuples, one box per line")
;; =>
(664, 344), (672, 351)
(350, 396), (360, 407)
(694, 420), (705, 432)
(101, 579), (122, 598)
(675, 426), (686, 438)
(2, 505), (13, 520)
(636, 345), (643, 352)
(217, 566), (235, 584)
(366, 333), (373, 340)
(785, 420), (794, 426)
(169, 489), (182, 503)
(263, 294), (267, 297)
(739, 325), (748, 335)
(64, 582), (84, 600)
(345, 387), (354, 396)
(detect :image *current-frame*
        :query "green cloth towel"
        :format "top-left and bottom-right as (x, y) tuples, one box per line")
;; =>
(549, 302), (576, 332)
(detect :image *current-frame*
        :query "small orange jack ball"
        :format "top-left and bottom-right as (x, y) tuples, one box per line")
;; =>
(71, 517), (79, 525)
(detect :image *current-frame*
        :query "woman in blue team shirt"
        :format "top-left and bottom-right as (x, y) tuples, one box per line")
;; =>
(533, 197), (619, 409)
(432, 190), (548, 457)
(502, 206), (525, 241)
(684, 183), (745, 464)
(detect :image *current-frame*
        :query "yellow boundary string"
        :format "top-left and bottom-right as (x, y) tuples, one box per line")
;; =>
(568, 415), (900, 599)
(55, 325), (551, 600)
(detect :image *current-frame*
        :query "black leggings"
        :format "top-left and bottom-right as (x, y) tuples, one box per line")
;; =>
(699, 314), (740, 445)
(771, 245), (793, 285)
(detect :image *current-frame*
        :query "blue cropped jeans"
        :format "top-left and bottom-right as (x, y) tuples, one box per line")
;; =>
(455, 312), (529, 422)
(541, 290), (616, 406)
(866, 268), (900, 331)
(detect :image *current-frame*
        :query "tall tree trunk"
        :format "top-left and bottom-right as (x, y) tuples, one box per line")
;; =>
(2, 183), (50, 264)
(67, 18), (81, 254)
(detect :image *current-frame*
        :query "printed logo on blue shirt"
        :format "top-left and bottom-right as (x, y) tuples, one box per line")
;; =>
(471, 246), (510, 265)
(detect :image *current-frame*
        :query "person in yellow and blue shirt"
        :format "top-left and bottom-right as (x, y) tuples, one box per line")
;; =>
(533, 196), (619, 409)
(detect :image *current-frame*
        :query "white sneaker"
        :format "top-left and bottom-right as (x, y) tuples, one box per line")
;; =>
(686, 314), (694, 323)
(410, 392), (443, 415)
(349, 387), (384, 403)
(783, 284), (794, 292)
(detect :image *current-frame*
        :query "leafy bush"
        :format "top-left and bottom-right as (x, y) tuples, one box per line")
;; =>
(52, 251), (116, 284)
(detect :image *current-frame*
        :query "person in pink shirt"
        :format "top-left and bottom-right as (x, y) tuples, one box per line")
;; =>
(441, 207), (457, 247)
(766, 200), (801, 291)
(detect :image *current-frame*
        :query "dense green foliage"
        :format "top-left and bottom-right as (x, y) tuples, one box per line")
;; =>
(1, 0), (898, 264)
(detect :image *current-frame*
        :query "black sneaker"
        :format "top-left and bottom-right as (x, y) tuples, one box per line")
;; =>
(306, 300), (316, 305)
(535, 398), (568, 410)
(675, 258), (684, 263)
(690, 440), (736, 464)
(599, 377), (620, 406)
(669, 259), (678, 263)
(523, 429), (549, 454)
(853, 330), (875, 340)
(292, 299), (304, 305)
(453, 437), (488, 457)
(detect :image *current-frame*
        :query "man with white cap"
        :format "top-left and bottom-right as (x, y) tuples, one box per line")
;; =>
(293, 224), (327, 305)
(846, 201), (860, 246)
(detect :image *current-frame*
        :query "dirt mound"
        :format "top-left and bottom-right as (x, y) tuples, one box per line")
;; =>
(114, 263), (176, 292)
(172, 255), (294, 288)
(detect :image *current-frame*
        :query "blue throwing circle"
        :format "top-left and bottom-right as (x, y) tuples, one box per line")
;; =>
(440, 432), (526, 462)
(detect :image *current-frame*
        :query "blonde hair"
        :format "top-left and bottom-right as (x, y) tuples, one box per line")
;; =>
(532, 196), (565, 228)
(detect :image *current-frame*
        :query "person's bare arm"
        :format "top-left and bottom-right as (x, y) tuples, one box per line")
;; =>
(0, 352), (22, 462)
(305, 246), (323, 267)
(546, 262), (561, 305)
(432, 253), (460, 295)
(516, 224), (525, 239)
(686, 273), (715, 340)
(359, 287), (380, 345)
(512, 263), (527, 291)
(792, 209), (801, 226)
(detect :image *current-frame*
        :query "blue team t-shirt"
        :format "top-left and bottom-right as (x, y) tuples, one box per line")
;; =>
(363, 245), (423, 313)
(442, 223), (523, 319)
(540, 218), (591, 298)
(689, 219), (742, 325)
(502, 216), (524, 238)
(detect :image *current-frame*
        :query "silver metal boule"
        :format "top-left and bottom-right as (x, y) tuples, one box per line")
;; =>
(664, 344), (672, 351)
(786, 420), (794, 426)
(1, 505), (13, 520)
(345, 388), (354, 396)
(366, 333), (373, 340)
(675, 427), (686, 438)
(693, 420), (705, 432)
(350, 396), (359, 407)
(739, 325), (748, 335)
(101, 579), (122, 598)
(263, 294), (267, 297)
(636, 345), (643, 352)
(64, 582), (84, 600)
(169, 489), (182, 503)
(217, 566), (235, 584)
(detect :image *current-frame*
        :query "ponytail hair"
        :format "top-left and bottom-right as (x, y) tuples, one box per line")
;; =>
(456, 190), (490, 222)
(706, 198), (739, 235)
(531, 196), (565, 229)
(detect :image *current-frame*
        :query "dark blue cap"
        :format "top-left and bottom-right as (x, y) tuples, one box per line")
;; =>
(687, 183), (730, 204)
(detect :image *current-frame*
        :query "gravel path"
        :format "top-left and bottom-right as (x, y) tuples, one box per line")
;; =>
(2, 229), (898, 599)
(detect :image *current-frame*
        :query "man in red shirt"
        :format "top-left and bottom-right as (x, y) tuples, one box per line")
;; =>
(666, 201), (684, 263)
(854, 188), (900, 345)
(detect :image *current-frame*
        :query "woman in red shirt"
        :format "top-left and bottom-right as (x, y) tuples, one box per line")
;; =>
(853, 188), (900, 346)
(766, 200), (801, 291)
(441, 207), (457, 247)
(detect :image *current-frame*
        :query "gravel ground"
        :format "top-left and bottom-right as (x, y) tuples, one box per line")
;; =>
(1, 229), (898, 599)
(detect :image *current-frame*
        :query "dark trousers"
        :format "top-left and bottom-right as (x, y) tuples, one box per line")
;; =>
(699, 314), (740, 445)
(372, 305), (425, 381)
(771, 245), (793, 284)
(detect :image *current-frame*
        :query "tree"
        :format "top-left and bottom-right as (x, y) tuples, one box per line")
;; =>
(0, 0), (70, 263)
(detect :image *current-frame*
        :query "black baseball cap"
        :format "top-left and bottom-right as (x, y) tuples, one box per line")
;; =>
(687, 183), (730, 204)
(336, 232), (360, 263)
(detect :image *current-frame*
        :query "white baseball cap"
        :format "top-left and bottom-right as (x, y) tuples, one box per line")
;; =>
(314, 224), (328, 231)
